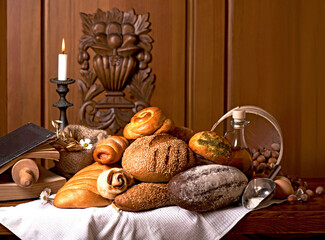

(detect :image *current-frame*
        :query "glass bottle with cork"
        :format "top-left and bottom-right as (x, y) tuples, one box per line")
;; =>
(226, 109), (253, 175)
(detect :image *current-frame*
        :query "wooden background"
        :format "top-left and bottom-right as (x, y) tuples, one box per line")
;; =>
(1, 0), (324, 177)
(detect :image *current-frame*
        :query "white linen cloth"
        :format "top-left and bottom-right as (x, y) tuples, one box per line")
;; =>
(0, 196), (252, 240)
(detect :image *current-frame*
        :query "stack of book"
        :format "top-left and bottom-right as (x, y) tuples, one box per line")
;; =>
(0, 122), (66, 201)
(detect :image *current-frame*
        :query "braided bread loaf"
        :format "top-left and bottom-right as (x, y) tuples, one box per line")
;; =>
(123, 106), (175, 140)
(93, 136), (129, 165)
(53, 162), (114, 208)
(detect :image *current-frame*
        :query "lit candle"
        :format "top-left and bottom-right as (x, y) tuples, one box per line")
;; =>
(58, 38), (67, 80)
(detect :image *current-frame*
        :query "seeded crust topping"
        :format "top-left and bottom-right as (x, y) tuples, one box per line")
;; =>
(122, 134), (196, 182)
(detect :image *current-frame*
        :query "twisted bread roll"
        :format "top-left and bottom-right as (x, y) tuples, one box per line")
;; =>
(93, 136), (129, 165)
(54, 162), (114, 208)
(123, 106), (175, 139)
(97, 168), (135, 200)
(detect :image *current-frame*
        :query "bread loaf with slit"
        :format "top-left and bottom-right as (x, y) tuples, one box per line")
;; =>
(122, 134), (196, 182)
(54, 162), (115, 208)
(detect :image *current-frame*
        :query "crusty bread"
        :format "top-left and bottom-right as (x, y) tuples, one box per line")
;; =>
(93, 136), (129, 165)
(54, 162), (115, 208)
(113, 182), (174, 211)
(122, 134), (196, 182)
(189, 131), (232, 164)
(123, 106), (175, 139)
(167, 164), (248, 212)
(169, 126), (195, 143)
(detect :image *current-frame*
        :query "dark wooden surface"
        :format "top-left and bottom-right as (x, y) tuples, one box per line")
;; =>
(1, 178), (324, 239)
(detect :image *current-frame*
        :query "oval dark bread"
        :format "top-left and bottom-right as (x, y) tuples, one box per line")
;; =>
(122, 134), (196, 182)
(167, 164), (248, 212)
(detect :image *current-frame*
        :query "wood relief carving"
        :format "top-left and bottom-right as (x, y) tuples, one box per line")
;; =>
(78, 8), (155, 133)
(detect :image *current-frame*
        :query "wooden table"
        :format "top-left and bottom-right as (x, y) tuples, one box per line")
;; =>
(1, 178), (325, 239)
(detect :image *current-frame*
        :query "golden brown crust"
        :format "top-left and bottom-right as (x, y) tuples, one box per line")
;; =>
(169, 126), (195, 143)
(189, 131), (232, 164)
(54, 162), (114, 208)
(123, 107), (175, 139)
(122, 134), (196, 182)
(93, 136), (129, 165)
(113, 182), (174, 211)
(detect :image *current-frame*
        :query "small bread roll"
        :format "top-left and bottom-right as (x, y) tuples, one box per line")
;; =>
(122, 134), (196, 182)
(93, 136), (129, 165)
(97, 168), (135, 200)
(113, 183), (173, 211)
(123, 106), (175, 139)
(189, 131), (232, 164)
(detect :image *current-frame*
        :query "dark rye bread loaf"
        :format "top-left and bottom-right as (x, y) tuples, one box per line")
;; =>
(122, 134), (196, 182)
(167, 164), (248, 212)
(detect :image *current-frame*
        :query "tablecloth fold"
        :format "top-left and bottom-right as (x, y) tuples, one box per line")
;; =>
(0, 197), (252, 240)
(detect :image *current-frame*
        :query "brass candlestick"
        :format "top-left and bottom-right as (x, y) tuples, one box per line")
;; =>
(50, 78), (75, 131)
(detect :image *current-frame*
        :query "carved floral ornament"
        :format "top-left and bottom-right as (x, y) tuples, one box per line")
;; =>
(78, 8), (155, 133)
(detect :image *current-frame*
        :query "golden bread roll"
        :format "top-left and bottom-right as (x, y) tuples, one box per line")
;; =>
(122, 134), (196, 182)
(97, 168), (135, 200)
(169, 126), (195, 143)
(54, 162), (114, 208)
(123, 106), (175, 139)
(189, 131), (232, 164)
(113, 182), (174, 211)
(93, 136), (129, 165)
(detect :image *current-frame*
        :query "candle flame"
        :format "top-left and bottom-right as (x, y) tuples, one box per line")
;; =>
(61, 38), (65, 53)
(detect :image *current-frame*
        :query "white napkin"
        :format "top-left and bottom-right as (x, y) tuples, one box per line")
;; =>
(0, 197), (252, 240)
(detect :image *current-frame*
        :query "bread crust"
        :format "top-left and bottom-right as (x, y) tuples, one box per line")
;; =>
(189, 131), (232, 163)
(113, 182), (173, 211)
(122, 134), (196, 182)
(167, 164), (248, 212)
(54, 162), (115, 208)
(169, 126), (195, 143)
(93, 136), (129, 165)
(123, 107), (175, 139)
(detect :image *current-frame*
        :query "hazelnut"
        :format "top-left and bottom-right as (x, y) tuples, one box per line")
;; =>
(271, 143), (280, 151)
(252, 152), (260, 160)
(306, 189), (314, 198)
(287, 194), (297, 203)
(316, 186), (324, 195)
(271, 151), (279, 158)
(301, 193), (308, 202)
(252, 160), (259, 168)
(263, 150), (271, 158)
(256, 155), (266, 163)
(268, 157), (277, 164)
(251, 148), (258, 154)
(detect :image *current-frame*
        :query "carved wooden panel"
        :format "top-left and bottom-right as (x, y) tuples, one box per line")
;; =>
(78, 8), (155, 133)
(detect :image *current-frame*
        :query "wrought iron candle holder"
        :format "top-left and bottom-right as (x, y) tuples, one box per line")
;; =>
(50, 78), (75, 131)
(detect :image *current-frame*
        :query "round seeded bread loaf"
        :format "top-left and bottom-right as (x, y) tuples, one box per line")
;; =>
(122, 134), (196, 182)
(167, 164), (248, 212)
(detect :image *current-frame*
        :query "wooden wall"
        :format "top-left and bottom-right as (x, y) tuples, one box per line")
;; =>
(1, 0), (325, 177)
